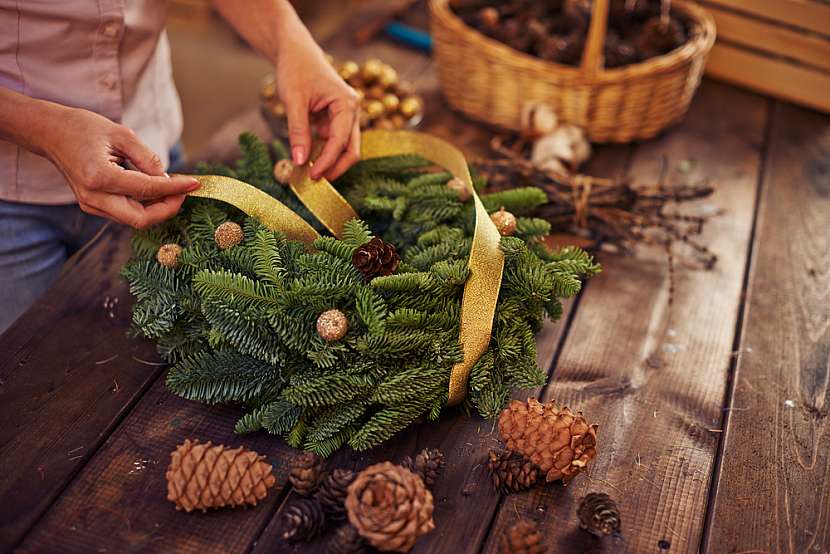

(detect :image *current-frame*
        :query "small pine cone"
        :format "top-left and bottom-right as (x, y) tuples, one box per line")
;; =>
(273, 158), (294, 185)
(346, 462), (435, 552)
(490, 208), (517, 236)
(156, 243), (183, 268)
(578, 492), (621, 537)
(636, 17), (687, 58)
(289, 451), (326, 496)
(352, 237), (400, 281)
(499, 519), (545, 554)
(165, 439), (276, 512)
(316, 309), (349, 342)
(328, 524), (368, 554)
(486, 449), (540, 494)
(498, 398), (598, 483)
(400, 448), (446, 488)
(281, 498), (326, 542)
(317, 468), (357, 521)
(214, 221), (244, 250)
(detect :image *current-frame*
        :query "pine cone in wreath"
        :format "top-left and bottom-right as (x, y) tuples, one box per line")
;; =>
(317, 468), (357, 521)
(486, 449), (540, 494)
(400, 448), (446, 488)
(578, 492), (621, 537)
(281, 498), (326, 542)
(499, 519), (545, 554)
(289, 451), (326, 496)
(352, 237), (400, 281)
(498, 398), (598, 483)
(165, 439), (276, 512)
(346, 462), (435, 552)
(328, 524), (368, 554)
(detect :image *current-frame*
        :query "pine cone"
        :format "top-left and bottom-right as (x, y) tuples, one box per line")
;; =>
(317, 468), (357, 521)
(290, 451), (326, 496)
(214, 221), (244, 250)
(487, 449), (540, 494)
(165, 439), (276, 512)
(578, 492), (621, 537)
(499, 519), (545, 554)
(156, 243), (182, 268)
(352, 237), (400, 281)
(281, 498), (326, 542)
(346, 462), (435, 552)
(498, 398), (598, 483)
(400, 448), (446, 488)
(635, 17), (687, 58)
(328, 524), (368, 554)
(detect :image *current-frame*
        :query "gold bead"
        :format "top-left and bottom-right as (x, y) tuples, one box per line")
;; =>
(338, 60), (360, 82)
(367, 84), (386, 100)
(214, 221), (244, 250)
(490, 208), (517, 236)
(378, 65), (398, 88)
(273, 158), (294, 185)
(270, 101), (286, 117)
(156, 243), (183, 268)
(390, 114), (407, 129)
(381, 93), (400, 112)
(316, 309), (348, 342)
(361, 58), (384, 82)
(374, 117), (397, 130)
(364, 100), (385, 120)
(399, 96), (423, 119)
(446, 177), (471, 201)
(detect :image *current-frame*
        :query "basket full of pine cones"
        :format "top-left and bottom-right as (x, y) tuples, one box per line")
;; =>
(429, 0), (716, 143)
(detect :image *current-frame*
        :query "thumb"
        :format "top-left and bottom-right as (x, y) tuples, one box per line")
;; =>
(112, 128), (166, 176)
(284, 97), (311, 165)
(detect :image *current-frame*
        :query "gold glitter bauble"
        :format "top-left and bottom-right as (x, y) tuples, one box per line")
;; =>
(446, 177), (471, 201)
(338, 61), (360, 82)
(364, 100), (385, 120)
(490, 208), (517, 236)
(399, 96), (423, 119)
(273, 158), (294, 185)
(378, 65), (399, 88)
(214, 221), (244, 250)
(361, 58), (384, 82)
(375, 117), (397, 130)
(260, 78), (277, 100)
(395, 80), (416, 97)
(317, 309), (348, 342)
(381, 93), (400, 112)
(367, 84), (386, 100)
(156, 243), (183, 268)
(390, 114), (407, 129)
(270, 101), (285, 117)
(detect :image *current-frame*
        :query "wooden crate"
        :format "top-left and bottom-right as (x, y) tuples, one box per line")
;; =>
(698, 0), (830, 113)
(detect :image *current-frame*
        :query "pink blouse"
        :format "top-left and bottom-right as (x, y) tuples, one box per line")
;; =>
(0, 0), (183, 204)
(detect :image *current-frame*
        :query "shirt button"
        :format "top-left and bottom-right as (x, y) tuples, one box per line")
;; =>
(103, 23), (120, 38)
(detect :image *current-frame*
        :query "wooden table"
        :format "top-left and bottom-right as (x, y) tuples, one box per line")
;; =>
(2, 13), (829, 554)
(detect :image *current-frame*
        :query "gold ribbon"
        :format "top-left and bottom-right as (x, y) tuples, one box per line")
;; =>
(188, 130), (504, 406)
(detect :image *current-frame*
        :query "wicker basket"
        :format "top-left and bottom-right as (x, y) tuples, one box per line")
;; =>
(429, 0), (716, 143)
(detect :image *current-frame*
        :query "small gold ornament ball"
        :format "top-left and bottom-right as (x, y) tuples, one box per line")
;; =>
(390, 114), (407, 129)
(156, 243), (183, 268)
(399, 96), (423, 119)
(375, 117), (397, 130)
(338, 60), (360, 82)
(317, 309), (348, 342)
(361, 58), (384, 82)
(378, 65), (398, 88)
(364, 100), (385, 120)
(490, 208), (517, 236)
(446, 177), (471, 201)
(214, 221), (244, 250)
(273, 158), (294, 185)
(367, 84), (386, 100)
(381, 93), (400, 113)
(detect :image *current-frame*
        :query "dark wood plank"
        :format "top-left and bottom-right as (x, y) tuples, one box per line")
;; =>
(481, 80), (770, 554)
(703, 103), (830, 552)
(0, 226), (164, 549)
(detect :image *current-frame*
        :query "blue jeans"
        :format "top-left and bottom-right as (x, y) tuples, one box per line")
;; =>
(0, 143), (184, 335)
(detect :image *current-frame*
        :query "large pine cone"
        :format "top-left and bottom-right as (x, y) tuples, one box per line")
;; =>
(352, 237), (400, 281)
(328, 524), (368, 554)
(346, 462), (435, 552)
(317, 468), (357, 520)
(281, 498), (326, 542)
(289, 451), (326, 496)
(165, 439), (276, 512)
(499, 519), (545, 554)
(400, 448), (445, 488)
(578, 492), (621, 537)
(487, 449), (540, 494)
(498, 398), (598, 483)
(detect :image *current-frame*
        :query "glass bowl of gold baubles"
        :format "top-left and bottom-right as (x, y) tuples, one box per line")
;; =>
(261, 57), (424, 136)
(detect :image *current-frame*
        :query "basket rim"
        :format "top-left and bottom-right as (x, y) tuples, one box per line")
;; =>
(428, 0), (716, 83)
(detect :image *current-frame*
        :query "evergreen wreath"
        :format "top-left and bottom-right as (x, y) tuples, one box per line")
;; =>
(122, 133), (599, 457)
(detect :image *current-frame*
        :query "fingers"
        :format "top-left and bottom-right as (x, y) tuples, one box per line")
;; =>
(322, 120), (361, 182)
(284, 97), (312, 166)
(81, 192), (186, 229)
(111, 128), (166, 176)
(92, 165), (200, 200)
(311, 98), (357, 180)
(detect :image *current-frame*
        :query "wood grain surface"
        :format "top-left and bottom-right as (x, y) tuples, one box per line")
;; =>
(703, 102), (830, 553)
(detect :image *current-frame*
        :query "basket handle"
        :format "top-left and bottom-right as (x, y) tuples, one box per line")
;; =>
(581, 0), (610, 77)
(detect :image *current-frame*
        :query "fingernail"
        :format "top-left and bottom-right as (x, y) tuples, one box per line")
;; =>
(292, 146), (306, 165)
(187, 178), (200, 191)
(164, 172), (170, 178)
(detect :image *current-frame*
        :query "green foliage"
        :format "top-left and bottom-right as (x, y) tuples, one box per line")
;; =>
(124, 133), (598, 457)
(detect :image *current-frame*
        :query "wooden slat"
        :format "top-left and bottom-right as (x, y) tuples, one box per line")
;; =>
(703, 102), (830, 552)
(699, 0), (830, 36)
(481, 80), (769, 554)
(704, 5), (830, 71)
(0, 226), (165, 550)
(706, 42), (830, 115)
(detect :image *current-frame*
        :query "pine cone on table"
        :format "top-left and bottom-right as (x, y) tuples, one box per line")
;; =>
(486, 449), (540, 494)
(499, 519), (546, 554)
(281, 498), (326, 542)
(165, 439), (276, 512)
(352, 237), (400, 281)
(578, 492), (622, 537)
(400, 448), (446, 489)
(498, 398), (598, 483)
(346, 462), (435, 552)
(328, 524), (368, 554)
(289, 451), (326, 496)
(317, 468), (357, 521)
